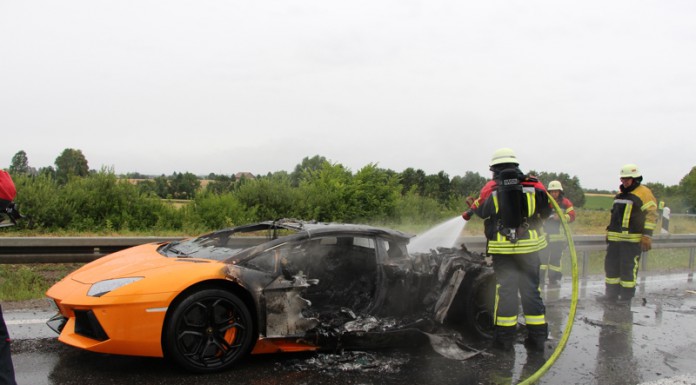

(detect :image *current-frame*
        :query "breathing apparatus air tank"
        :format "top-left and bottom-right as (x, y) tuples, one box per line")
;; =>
(496, 168), (525, 243)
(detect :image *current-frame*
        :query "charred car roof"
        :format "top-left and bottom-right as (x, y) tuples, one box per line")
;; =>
(219, 219), (413, 240)
(158, 219), (414, 262)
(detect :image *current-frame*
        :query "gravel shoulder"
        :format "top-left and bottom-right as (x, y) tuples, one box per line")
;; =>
(2, 298), (53, 311)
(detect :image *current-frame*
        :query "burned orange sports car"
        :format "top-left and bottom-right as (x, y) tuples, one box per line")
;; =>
(46, 219), (495, 373)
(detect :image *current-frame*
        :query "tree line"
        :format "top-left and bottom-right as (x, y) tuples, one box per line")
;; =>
(5, 149), (694, 233)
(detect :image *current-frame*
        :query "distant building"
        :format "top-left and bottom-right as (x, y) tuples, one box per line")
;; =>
(235, 172), (256, 180)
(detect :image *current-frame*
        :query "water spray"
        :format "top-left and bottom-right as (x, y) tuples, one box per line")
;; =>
(409, 216), (467, 253)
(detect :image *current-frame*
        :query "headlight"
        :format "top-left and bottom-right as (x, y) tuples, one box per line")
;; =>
(87, 277), (143, 297)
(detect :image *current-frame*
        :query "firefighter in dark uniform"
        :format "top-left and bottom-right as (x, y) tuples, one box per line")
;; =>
(541, 180), (576, 286)
(598, 164), (657, 306)
(462, 148), (552, 351)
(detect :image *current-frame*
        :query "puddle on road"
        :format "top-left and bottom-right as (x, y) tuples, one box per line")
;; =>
(540, 274), (696, 385)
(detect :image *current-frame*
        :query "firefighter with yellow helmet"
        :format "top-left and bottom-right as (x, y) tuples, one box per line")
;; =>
(598, 164), (658, 306)
(462, 148), (552, 351)
(541, 180), (576, 286)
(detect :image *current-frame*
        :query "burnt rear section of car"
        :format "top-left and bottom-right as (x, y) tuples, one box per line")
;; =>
(223, 223), (495, 349)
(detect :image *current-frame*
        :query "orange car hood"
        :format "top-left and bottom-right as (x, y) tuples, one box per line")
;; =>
(69, 243), (187, 284)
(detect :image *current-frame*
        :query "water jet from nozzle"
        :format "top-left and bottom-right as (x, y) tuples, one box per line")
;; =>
(409, 216), (466, 254)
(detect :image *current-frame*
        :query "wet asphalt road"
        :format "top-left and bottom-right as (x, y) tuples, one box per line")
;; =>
(6, 272), (696, 385)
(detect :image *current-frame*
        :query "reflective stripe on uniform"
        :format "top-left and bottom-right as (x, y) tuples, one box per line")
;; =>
(619, 254), (641, 288)
(525, 314), (546, 326)
(523, 186), (536, 215)
(607, 231), (641, 243)
(488, 229), (548, 254)
(496, 315), (518, 327)
(620, 200), (632, 229)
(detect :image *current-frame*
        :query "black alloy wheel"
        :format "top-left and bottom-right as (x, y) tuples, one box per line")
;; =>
(163, 288), (255, 373)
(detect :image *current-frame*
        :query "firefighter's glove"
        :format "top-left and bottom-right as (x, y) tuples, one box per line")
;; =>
(465, 196), (476, 208)
(3, 202), (20, 224)
(462, 209), (474, 221)
(640, 235), (652, 252)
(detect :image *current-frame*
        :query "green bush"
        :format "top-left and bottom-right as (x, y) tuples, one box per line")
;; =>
(12, 170), (181, 233)
(182, 192), (256, 232)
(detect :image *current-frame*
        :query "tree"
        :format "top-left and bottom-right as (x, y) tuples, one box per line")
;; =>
(205, 174), (237, 195)
(346, 164), (401, 221)
(55, 148), (89, 184)
(450, 171), (486, 198)
(9, 150), (31, 175)
(169, 172), (200, 199)
(153, 175), (170, 198)
(235, 173), (300, 220)
(399, 168), (426, 196)
(423, 171), (451, 204)
(124, 172), (149, 179)
(678, 166), (696, 211)
(297, 161), (352, 221)
(290, 155), (328, 187)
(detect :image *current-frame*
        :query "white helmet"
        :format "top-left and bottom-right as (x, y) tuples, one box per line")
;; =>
(489, 148), (518, 167)
(548, 180), (563, 191)
(620, 164), (641, 178)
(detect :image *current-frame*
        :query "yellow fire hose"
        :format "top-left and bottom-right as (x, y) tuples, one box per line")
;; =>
(517, 194), (580, 385)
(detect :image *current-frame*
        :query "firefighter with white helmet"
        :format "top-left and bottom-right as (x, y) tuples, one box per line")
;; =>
(598, 164), (658, 306)
(541, 180), (576, 286)
(462, 148), (552, 352)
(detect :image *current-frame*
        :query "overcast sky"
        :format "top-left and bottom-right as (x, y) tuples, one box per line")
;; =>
(1, 1), (694, 191)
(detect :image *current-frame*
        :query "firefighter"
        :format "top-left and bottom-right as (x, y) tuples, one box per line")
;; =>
(598, 164), (657, 306)
(541, 180), (576, 286)
(462, 148), (552, 351)
(0, 171), (16, 217)
(0, 170), (17, 385)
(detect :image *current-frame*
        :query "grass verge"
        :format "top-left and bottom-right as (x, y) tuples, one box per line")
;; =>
(0, 263), (82, 302)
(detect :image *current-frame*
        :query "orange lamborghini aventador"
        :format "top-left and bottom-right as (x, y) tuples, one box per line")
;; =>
(46, 219), (495, 373)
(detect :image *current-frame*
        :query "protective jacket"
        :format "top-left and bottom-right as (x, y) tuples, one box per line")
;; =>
(606, 183), (658, 243)
(544, 195), (576, 240)
(0, 171), (16, 202)
(604, 181), (657, 300)
(471, 171), (552, 254)
(0, 171), (17, 211)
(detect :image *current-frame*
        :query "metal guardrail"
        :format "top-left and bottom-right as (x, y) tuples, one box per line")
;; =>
(2, 234), (696, 265)
(0, 237), (185, 263)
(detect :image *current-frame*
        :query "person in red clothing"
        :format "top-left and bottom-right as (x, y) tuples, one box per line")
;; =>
(0, 170), (16, 214)
(541, 180), (576, 286)
(0, 170), (18, 385)
(462, 148), (552, 352)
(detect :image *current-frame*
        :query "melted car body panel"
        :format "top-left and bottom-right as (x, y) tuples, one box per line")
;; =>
(263, 275), (320, 337)
(193, 220), (492, 357)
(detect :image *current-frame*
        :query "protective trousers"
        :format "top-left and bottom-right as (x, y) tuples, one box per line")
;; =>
(0, 305), (17, 385)
(492, 252), (547, 345)
(604, 241), (641, 300)
(540, 240), (565, 283)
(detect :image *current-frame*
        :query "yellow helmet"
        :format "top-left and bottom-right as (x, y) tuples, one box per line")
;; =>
(489, 148), (518, 167)
(620, 164), (641, 178)
(548, 180), (563, 191)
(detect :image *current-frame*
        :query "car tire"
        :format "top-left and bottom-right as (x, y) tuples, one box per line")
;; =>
(463, 269), (496, 339)
(163, 288), (255, 373)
